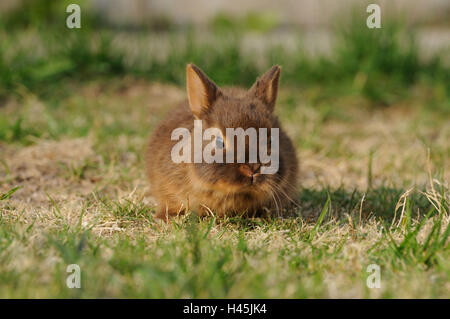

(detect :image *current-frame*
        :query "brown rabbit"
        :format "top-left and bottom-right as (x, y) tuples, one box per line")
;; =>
(146, 64), (298, 220)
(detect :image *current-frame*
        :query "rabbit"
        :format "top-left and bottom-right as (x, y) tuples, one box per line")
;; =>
(146, 64), (298, 220)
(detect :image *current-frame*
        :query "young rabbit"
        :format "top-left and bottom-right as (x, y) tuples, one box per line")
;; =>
(146, 64), (298, 220)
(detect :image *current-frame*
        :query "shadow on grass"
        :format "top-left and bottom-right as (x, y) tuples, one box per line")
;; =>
(298, 186), (432, 222)
(222, 186), (435, 231)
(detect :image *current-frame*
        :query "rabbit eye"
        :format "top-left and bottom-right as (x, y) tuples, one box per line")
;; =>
(215, 136), (224, 149)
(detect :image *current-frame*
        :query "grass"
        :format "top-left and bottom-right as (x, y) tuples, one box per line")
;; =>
(0, 4), (449, 298)
(0, 186), (448, 298)
(0, 77), (448, 298)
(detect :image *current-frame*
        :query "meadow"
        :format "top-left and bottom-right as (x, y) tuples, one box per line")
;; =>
(0, 2), (449, 298)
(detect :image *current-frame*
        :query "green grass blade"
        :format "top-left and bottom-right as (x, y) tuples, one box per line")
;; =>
(0, 186), (21, 200)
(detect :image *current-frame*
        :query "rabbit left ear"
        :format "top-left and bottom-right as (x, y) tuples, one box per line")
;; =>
(250, 65), (281, 112)
(186, 64), (221, 119)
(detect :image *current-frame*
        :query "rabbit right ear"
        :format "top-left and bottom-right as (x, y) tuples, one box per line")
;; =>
(250, 65), (281, 112)
(186, 64), (221, 119)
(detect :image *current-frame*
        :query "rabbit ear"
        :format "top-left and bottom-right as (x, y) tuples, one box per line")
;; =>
(186, 64), (221, 119)
(250, 65), (281, 112)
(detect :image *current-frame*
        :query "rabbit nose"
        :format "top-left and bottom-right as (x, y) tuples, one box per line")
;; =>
(239, 163), (261, 177)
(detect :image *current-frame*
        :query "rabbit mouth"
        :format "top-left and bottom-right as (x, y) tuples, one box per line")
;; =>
(249, 174), (263, 186)
(242, 174), (266, 190)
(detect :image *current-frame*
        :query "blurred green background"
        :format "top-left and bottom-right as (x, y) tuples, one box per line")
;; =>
(0, 0), (449, 104)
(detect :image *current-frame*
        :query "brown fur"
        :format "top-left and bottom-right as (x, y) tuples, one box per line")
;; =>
(146, 64), (298, 220)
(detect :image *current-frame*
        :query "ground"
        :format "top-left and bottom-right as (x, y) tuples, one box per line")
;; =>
(0, 80), (448, 298)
